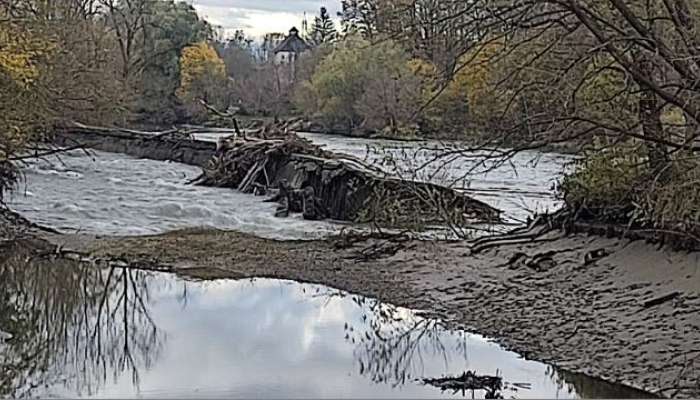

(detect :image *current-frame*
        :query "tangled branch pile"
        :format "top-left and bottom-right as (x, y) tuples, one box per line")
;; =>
(193, 132), (501, 229)
(422, 371), (504, 398)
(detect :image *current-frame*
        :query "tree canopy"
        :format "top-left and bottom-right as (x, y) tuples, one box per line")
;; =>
(308, 7), (338, 46)
(176, 41), (227, 119)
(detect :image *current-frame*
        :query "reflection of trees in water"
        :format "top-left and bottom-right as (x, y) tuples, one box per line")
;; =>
(0, 242), (164, 397)
(331, 292), (469, 387)
(548, 366), (657, 399)
(321, 289), (651, 399)
(545, 366), (579, 398)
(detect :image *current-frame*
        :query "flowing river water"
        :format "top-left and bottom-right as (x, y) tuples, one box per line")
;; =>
(9, 133), (571, 239)
(1, 133), (654, 398)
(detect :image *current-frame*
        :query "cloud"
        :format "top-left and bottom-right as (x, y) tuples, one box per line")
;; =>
(191, 0), (341, 38)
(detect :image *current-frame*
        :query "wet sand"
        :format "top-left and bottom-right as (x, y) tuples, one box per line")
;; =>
(48, 228), (700, 398)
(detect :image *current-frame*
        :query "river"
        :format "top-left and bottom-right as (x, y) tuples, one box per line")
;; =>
(8, 133), (571, 239)
(3, 133), (646, 399)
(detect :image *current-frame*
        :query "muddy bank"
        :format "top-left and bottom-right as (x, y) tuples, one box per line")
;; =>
(47, 227), (699, 398)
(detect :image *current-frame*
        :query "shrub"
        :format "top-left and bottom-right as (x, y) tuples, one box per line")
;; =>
(560, 144), (700, 240)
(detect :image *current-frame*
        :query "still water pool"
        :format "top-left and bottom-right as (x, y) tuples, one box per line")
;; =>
(0, 244), (652, 399)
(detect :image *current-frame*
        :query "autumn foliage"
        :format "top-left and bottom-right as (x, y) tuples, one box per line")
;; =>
(176, 42), (227, 119)
(0, 25), (49, 87)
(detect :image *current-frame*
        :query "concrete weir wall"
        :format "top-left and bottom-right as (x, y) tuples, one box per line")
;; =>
(53, 129), (216, 167)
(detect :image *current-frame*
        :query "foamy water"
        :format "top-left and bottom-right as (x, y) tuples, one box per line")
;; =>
(9, 133), (571, 239)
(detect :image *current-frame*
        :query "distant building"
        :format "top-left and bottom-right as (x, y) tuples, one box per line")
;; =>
(273, 27), (311, 65)
(261, 32), (286, 62)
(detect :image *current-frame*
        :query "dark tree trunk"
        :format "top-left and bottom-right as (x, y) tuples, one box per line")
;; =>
(637, 54), (669, 172)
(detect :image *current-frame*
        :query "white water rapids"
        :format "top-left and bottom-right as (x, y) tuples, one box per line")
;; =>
(9, 132), (572, 239)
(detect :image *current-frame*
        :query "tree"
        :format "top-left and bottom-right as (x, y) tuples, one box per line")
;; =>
(137, 1), (213, 122)
(371, 0), (476, 76)
(427, 38), (507, 133)
(424, 0), (700, 166)
(100, 0), (213, 123)
(176, 41), (227, 119)
(98, 0), (149, 82)
(0, 24), (45, 86)
(0, 21), (50, 188)
(308, 7), (338, 46)
(294, 36), (423, 135)
(231, 63), (294, 117)
(218, 32), (255, 81)
(295, 36), (370, 131)
(356, 42), (424, 134)
(382, 0), (700, 242)
(0, 0), (129, 197)
(1, 0), (128, 128)
(338, 0), (377, 38)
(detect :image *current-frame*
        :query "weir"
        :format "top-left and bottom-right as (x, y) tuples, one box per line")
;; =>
(52, 124), (502, 228)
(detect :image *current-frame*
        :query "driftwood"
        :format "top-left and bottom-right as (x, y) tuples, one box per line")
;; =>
(192, 132), (501, 228)
(466, 213), (560, 255)
(421, 371), (505, 398)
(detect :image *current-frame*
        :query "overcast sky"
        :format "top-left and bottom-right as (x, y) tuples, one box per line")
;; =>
(190, 0), (341, 39)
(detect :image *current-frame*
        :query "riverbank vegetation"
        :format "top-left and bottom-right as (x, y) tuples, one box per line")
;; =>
(1, 0), (699, 247)
(293, 0), (699, 247)
(0, 0), (214, 198)
(428, 0), (700, 247)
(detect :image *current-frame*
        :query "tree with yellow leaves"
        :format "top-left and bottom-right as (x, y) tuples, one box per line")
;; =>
(427, 38), (505, 132)
(0, 22), (53, 197)
(456, 39), (504, 118)
(176, 41), (227, 119)
(0, 27), (44, 86)
(0, 23), (52, 157)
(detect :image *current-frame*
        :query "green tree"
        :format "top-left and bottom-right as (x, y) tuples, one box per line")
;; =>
(308, 7), (338, 46)
(338, 0), (376, 38)
(101, 0), (212, 123)
(294, 36), (422, 135)
(138, 0), (213, 122)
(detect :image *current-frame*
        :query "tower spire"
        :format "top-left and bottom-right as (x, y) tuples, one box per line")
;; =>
(302, 11), (308, 39)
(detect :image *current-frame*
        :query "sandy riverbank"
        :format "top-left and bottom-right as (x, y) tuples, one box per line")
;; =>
(43, 227), (700, 398)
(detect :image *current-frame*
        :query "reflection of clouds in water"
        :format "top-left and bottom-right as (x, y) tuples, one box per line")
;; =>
(89, 278), (367, 398)
(0, 259), (645, 399)
(83, 277), (578, 398)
